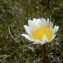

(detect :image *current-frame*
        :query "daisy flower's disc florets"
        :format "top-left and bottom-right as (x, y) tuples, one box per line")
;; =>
(21, 18), (59, 45)
(32, 27), (52, 41)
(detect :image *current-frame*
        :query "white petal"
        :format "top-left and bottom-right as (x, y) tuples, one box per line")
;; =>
(24, 25), (31, 35)
(32, 18), (42, 28)
(28, 19), (39, 31)
(28, 20), (32, 26)
(49, 27), (54, 34)
(33, 18), (37, 22)
(33, 40), (41, 44)
(36, 19), (41, 27)
(41, 18), (46, 22)
(32, 35), (49, 45)
(33, 18), (39, 28)
(28, 19), (37, 30)
(53, 26), (59, 34)
(37, 19), (41, 22)
(28, 20), (33, 29)
(46, 19), (53, 29)
(41, 35), (48, 44)
(47, 18), (49, 24)
(50, 21), (52, 26)
(46, 18), (50, 27)
(48, 35), (56, 42)
(49, 21), (53, 28)
(21, 34), (33, 41)
(40, 18), (48, 27)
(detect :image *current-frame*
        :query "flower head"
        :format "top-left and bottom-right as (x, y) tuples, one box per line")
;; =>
(21, 18), (59, 45)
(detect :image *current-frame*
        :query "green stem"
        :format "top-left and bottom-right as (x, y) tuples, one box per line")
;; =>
(42, 44), (46, 63)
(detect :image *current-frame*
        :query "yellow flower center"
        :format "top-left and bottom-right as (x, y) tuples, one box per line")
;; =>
(32, 28), (52, 41)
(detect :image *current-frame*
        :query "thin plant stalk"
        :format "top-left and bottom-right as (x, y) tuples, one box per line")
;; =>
(42, 44), (46, 63)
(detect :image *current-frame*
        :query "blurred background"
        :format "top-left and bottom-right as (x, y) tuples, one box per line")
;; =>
(0, 0), (63, 63)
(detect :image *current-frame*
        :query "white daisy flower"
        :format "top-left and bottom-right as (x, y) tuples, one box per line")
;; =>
(21, 18), (59, 45)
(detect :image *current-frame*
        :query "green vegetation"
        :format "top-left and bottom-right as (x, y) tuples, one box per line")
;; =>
(0, 0), (63, 63)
